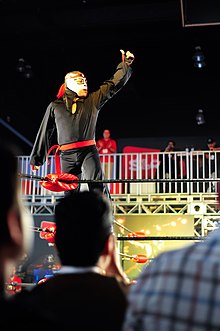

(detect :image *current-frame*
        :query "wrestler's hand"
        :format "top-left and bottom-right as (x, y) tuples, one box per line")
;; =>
(31, 165), (40, 173)
(120, 49), (135, 65)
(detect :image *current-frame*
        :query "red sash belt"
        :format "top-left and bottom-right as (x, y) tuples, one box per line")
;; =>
(60, 140), (96, 150)
(47, 140), (96, 173)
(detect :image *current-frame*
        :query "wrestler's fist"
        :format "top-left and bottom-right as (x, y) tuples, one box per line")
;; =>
(31, 165), (40, 172)
(120, 49), (135, 65)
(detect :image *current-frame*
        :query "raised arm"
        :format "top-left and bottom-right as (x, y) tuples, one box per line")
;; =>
(91, 49), (135, 109)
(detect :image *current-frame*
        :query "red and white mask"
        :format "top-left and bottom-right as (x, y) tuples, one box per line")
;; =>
(65, 71), (87, 95)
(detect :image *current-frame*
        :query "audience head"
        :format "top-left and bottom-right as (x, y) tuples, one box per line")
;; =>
(54, 190), (113, 267)
(103, 129), (111, 140)
(164, 140), (176, 152)
(207, 137), (216, 150)
(0, 142), (33, 274)
(168, 140), (175, 147)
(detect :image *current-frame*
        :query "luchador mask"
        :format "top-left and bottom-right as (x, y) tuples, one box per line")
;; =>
(65, 71), (87, 95)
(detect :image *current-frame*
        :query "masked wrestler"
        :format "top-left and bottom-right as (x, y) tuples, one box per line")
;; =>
(30, 50), (135, 197)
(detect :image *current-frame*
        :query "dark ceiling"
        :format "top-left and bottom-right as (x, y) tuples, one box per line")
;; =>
(0, 1), (180, 42)
(1, 0), (220, 154)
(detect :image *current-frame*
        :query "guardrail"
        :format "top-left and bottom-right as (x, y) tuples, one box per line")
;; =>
(18, 149), (220, 198)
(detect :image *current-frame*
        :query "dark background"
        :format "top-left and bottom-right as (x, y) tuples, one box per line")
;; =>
(1, 0), (220, 154)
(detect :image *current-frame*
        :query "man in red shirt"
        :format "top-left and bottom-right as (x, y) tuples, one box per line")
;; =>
(96, 129), (117, 178)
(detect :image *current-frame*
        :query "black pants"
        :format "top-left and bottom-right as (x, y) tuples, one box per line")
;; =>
(60, 145), (111, 199)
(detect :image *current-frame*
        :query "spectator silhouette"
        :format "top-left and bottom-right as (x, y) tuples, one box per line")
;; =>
(157, 140), (181, 193)
(205, 137), (220, 192)
(11, 190), (129, 330)
(0, 142), (33, 327)
(123, 182), (220, 331)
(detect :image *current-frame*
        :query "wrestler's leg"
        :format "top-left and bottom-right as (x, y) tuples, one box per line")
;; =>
(60, 150), (82, 195)
(82, 146), (111, 199)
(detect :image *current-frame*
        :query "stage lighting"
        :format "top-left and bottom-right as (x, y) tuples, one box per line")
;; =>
(16, 58), (25, 73)
(16, 58), (33, 79)
(192, 46), (206, 68)
(24, 64), (33, 79)
(196, 109), (205, 125)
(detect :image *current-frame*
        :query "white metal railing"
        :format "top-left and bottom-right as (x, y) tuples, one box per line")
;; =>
(18, 150), (220, 199)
